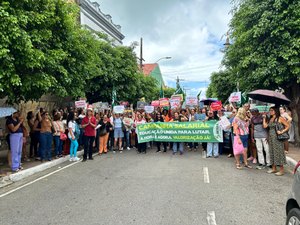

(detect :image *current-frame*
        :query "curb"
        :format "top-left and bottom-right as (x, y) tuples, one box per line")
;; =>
(286, 156), (298, 169)
(1, 150), (84, 185)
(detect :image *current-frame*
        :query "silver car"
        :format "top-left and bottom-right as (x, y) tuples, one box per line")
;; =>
(286, 161), (300, 225)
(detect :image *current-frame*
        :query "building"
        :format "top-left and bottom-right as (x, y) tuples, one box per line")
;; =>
(142, 64), (165, 88)
(76, 0), (125, 45)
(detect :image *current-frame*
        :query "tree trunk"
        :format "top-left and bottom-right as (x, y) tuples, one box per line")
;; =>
(285, 82), (300, 146)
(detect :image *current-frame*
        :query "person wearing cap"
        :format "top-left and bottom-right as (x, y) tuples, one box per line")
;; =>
(6, 111), (24, 172)
(251, 108), (270, 169)
(81, 106), (97, 161)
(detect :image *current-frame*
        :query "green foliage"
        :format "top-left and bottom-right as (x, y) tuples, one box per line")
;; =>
(163, 87), (176, 98)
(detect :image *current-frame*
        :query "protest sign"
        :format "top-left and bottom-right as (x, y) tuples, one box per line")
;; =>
(100, 102), (109, 110)
(151, 101), (160, 107)
(136, 121), (223, 143)
(171, 94), (183, 101)
(144, 106), (154, 113)
(137, 101), (146, 110)
(75, 100), (86, 109)
(159, 98), (169, 107)
(170, 99), (181, 109)
(210, 101), (222, 111)
(123, 117), (132, 127)
(120, 101), (129, 106)
(113, 105), (125, 114)
(186, 96), (198, 107)
(93, 102), (101, 108)
(219, 116), (231, 130)
(229, 92), (241, 102)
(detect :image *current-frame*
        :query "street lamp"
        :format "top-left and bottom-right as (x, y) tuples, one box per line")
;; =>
(155, 56), (172, 63)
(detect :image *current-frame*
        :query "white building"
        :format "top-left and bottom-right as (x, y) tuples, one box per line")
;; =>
(77, 0), (125, 45)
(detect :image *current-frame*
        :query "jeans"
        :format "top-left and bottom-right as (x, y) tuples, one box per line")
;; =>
(173, 142), (184, 153)
(54, 136), (63, 156)
(79, 128), (84, 146)
(69, 138), (79, 158)
(29, 132), (39, 157)
(207, 143), (219, 157)
(84, 136), (95, 159)
(10, 133), (23, 171)
(40, 132), (53, 160)
(125, 130), (131, 148)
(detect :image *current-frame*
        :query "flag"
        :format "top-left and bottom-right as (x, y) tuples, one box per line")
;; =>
(159, 84), (164, 98)
(197, 90), (202, 100)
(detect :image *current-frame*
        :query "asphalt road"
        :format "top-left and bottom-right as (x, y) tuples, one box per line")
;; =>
(0, 147), (294, 225)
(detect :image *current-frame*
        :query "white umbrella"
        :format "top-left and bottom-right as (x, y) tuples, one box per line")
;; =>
(0, 107), (17, 118)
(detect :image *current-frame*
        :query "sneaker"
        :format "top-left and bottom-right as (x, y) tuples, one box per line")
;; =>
(74, 157), (80, 161)
(252, 158), (257, 164)
(127, 147), (130, 150)
(69, 157), (73, 162)
(247, 156), (254, 161)
(120, 151), (123, 154)
(256, 164), (264, 170)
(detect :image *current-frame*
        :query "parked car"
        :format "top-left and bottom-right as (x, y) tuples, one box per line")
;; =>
(286, 161), (300, 225)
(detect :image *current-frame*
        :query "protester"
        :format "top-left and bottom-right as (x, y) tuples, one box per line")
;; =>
(98, 115), (113, 155)
(94, 112), (101, 152)
(263, 106), (289, 176)
(250, 108), (270, 169)
(39, 111), (53, 162)
(155, 112), (167, 152)
(279, 106), (292, 154)
(233, 108), (252, 169)
(67, 111), (80, 161)
(170, 112), (187, 155)
(135, 114), (147, 153)
(53, 113), (65, 158)
(206, 111), (219, 158)
(123, 113), (134, 150)
(33, 111), (42, 160)
(27, 111), (36, 159)
(112, 113), (124, 153)
(6, 111), (24, 172)
(187, 108), (199, 151)
(81, 107), (96, 161)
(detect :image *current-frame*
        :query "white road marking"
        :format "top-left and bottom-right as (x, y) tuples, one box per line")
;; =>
(0, 152), (98, 198)
(203, 167), (210, 183)
(207, 211), (217, 225)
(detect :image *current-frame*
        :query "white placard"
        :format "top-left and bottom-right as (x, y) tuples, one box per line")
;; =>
(186, 96), (198, 106)
(75, 100), (86, 108)
(170, 99), (181, 109)
(144, 106), (154, 113)
(113, 105), (125, 114)
(229, 92), (241, 102)
(219, 116), (231, 130)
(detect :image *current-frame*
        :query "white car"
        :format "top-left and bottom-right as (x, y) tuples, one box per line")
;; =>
(286, 160), (300, 225)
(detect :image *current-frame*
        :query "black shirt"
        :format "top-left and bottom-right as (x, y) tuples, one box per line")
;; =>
(6, 117), (23, 133)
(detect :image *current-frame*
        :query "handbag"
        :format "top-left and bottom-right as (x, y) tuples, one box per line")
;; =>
(233, 136), (244, 156)
(60, 132), (67, 141)
(275, 121), (289, 141)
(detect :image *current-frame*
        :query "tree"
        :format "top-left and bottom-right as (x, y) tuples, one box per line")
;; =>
(208, 0), (300, 142)
(163, 87), (176, 98)
(0, 0), (99, 103)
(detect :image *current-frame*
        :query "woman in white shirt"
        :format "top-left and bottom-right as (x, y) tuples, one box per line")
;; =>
(67, 112), (80, 161)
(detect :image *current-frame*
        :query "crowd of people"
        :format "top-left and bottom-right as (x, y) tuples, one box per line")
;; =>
(4, 102), (294, 176)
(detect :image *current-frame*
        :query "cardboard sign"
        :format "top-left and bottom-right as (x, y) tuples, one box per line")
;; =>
(210, 101), (223, 111)
(229, 92), (241, 102)
(151, 100), (160, 107)
(144, 106), (154, 113)
(137, 101), (147, 110)
(75, 100), (86, 109)
(170, 99), (181, 109)
(113, 105), (125, 114)
(120, 101), (129, 106)
(159, 98), (169, 107)
(186, 96), (198, 107)
(171, 94), (183, 101)
(100, 102), (109, 110)
(219, 116), (231, 130)
(93, 102), (101, 108)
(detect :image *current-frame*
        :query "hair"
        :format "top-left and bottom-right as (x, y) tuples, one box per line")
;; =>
(270, 106), (280, 120)
(236, 107), (246, 120)
(27, 111), (34, 121)
(67, 111), (75, 125)
(53, 113), (61, 121)
(155, 112), (163, 122)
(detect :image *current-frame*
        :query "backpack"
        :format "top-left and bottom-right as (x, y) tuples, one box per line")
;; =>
(74, 122), (81, 139)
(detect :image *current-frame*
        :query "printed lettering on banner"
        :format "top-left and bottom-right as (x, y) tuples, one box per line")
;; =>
(75, 100), (86, 108)
(210, 101), (222, 111)
(229, 92), (241, 102)
(113, 105), (125, 114)
(186, 96), (198, 107)
(170, 99), (181, 109)
(145, 106), (154, 113)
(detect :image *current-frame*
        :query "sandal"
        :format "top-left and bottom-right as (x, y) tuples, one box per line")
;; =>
(236, 164), (243, 170)
(244, 164), (252, 169)
(267, 169), (277, 174)
(275, 171), (284, 176)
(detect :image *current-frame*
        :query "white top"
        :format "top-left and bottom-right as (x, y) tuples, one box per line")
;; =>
(68, 121), (76, 139)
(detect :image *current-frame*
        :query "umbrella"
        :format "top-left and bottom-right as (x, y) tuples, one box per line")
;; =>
(247, 89), (290, 105)
(0, 107), (17, 118)
(200, 98), (218, 105)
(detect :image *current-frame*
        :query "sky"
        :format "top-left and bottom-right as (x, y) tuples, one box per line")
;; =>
(97, 0), (232, 97)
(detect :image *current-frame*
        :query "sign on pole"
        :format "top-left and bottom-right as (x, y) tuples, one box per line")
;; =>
(229, 92), (241, 102)
(113, 105), (125, 114)
(186, 96), (198, 107)
(210, 101), (223, 111)
(75, 100), (86, 109)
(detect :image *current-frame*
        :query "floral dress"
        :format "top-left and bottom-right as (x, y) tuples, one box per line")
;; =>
(268, 122), (286, 165)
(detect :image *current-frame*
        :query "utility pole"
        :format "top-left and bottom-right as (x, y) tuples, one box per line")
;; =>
(140, 37), (143, 70)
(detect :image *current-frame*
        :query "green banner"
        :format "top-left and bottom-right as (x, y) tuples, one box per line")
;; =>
(137, 121), (223, 143)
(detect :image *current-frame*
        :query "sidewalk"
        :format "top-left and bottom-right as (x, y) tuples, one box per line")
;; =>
(286, 143), (300, 168)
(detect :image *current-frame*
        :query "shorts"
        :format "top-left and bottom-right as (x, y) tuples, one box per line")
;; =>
(114, 128), (124, 138)
(239, 135), (248, 148)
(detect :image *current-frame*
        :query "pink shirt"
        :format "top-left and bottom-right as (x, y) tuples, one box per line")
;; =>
(233, 117), (249, 135)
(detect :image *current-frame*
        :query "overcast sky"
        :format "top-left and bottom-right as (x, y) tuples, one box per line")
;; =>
(97, 0), (232, 96)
